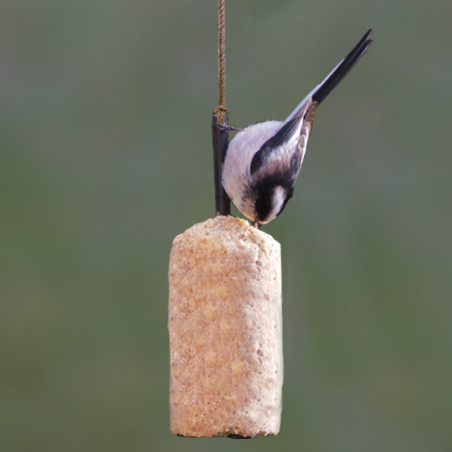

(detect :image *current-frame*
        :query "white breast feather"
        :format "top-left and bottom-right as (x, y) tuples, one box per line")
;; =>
(222, 120), (283, 218)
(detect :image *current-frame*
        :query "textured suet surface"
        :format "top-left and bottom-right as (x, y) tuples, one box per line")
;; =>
(169, 216), (283, 437)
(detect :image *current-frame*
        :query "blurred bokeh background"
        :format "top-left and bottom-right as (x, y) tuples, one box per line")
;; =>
(1, 0), (451, 451)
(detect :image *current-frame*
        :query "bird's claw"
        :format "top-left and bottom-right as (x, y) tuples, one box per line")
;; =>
(216, 124), (243, 132)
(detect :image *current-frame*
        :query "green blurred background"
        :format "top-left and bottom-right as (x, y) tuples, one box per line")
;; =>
(1, 0), (451, 451)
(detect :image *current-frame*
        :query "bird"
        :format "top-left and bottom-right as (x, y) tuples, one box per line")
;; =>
(221, 29), (372, 227)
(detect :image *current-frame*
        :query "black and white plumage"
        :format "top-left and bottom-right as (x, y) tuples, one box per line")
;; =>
(222, 29), (373, 226)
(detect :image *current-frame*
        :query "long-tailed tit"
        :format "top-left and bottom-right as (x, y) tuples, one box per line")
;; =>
(222, 29), (372, 226)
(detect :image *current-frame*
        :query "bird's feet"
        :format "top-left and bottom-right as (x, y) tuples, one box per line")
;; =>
(216, 124), (243, 132)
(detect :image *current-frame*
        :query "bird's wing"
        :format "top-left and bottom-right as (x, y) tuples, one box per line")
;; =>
(250, 99), (313, 176)
(250, 28), (372, 179)
(298, 101), (318, 164)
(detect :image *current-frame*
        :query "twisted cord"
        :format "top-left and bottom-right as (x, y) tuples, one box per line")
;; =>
(214, 0), (229, 124)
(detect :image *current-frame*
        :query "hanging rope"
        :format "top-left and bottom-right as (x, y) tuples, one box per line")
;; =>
(214, 0), (229, 125)
(212, 0), (230, 216)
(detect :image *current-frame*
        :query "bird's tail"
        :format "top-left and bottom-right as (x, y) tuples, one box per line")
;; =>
(312, 29), (373, 104)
